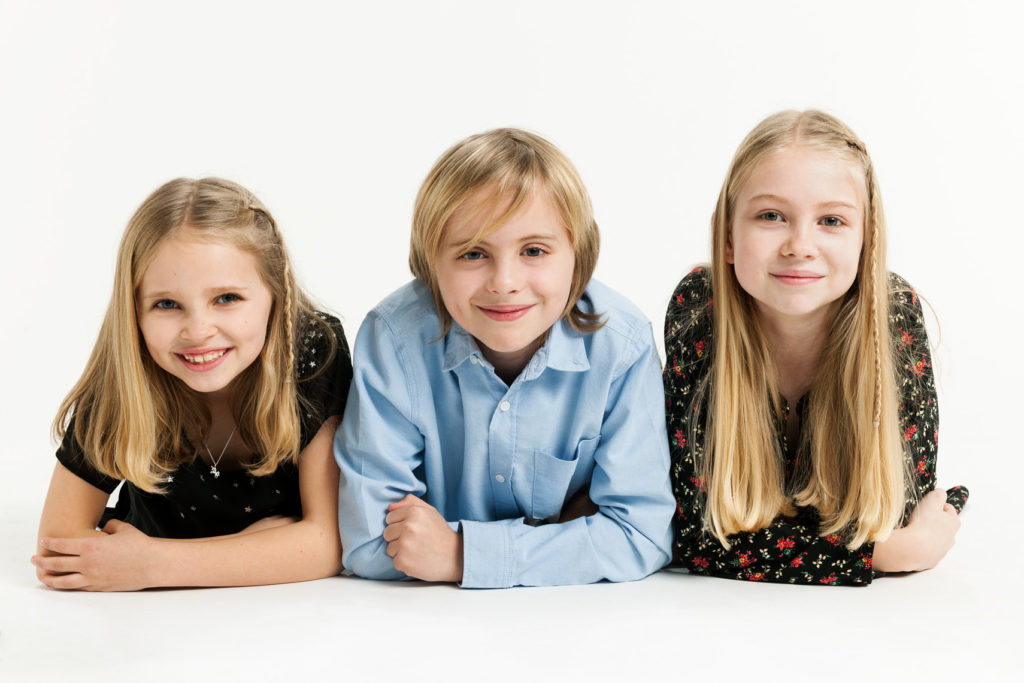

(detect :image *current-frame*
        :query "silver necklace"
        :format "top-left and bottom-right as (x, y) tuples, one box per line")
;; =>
(203, 427), (236, 479)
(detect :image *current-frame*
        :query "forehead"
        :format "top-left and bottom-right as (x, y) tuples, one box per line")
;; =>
(140, 235), (262, 290)
(739, 145), (866, 209)
(444, 186), (569, 246)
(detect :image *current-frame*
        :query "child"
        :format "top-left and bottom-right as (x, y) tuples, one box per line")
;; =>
(664, 110), (967, 585)
(335, 128), (674, 587)
(32, 177), (352, 590)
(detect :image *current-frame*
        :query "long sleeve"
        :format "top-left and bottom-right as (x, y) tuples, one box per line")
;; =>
(335, 312), (427, 580)
(664, 269), (874, 585)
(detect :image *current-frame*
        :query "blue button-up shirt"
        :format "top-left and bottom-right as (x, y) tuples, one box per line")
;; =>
(335, 280), (673, 588)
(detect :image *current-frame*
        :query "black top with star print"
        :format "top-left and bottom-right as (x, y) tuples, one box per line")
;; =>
(56, 312), (351, 539)
(663, 268), (967, 585)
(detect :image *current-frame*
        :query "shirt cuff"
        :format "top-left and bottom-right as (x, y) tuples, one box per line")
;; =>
(458, 519), (514, 588)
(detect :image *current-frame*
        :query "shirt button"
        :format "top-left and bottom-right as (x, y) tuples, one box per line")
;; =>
(495, 473), (506, 483)
(499, 401), (511, 411)
(471, 357), (480, 365)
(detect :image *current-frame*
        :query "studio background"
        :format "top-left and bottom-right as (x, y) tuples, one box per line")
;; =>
(2, 1), (1020, 680)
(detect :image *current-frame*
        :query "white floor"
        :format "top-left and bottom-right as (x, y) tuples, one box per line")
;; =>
(2, 450), (1017, 682)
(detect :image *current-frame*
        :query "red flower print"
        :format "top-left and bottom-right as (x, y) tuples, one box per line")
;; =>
(694, 340), (706, 358)
(912, 357), (928, 376)
(917, 458), (927, 475)
(671, 356), (682, 376)
(674, 430), (687, 450)
(676, 293), (685, 306)
(692, 557), (709, 569)
(903, 424), (918, 442)
(790, 556), (804, 567)
(825, 533), (842, 546)
(776, 537), (795, 552)
(676, 498), (686, 519)
(689, 475), (705, 492)
(746, 572), (766, 582)
(819, 575), (838, 585)
(737, 552), (752, 567)
(898, 327), (914, 348)
(858, 554), (873, 570)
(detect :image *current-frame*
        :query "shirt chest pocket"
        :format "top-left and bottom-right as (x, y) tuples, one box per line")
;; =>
(521, 436), (600, 524)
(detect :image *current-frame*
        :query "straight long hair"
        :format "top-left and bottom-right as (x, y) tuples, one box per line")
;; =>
(702, 111), (913, 549)
(53, 178), (331, 492)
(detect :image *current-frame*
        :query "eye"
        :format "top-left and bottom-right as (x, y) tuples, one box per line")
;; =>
(820, 216), (845, 228)
(757, 211), (784, 222)
(154, 299), (179, 310)
(522, 246), (545, 258)
(215, 293), (241, 304)
(458, 250), (486, 261)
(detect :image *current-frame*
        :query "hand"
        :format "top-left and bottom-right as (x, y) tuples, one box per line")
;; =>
(382, 495), (463, 583)
(32, 520), (159, 591)
(558, 489), (598, 523)
(873, 489), (961, 573)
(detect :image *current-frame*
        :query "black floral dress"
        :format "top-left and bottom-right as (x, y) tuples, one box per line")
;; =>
(663, 268), (968, 585)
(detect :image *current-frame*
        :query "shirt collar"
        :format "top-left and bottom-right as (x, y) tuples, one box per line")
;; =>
(442, 317), (591, 378)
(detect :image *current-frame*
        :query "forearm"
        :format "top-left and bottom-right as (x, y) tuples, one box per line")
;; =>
(149, 517), (342, 587)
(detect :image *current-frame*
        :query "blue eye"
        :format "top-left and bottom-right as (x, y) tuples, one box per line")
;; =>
(154, 299), (178, 310)
(523, 246), (545, 257)
(215, 293), (241, 304)
(758, 211), (784, 222)
(459, 250), (485, 261)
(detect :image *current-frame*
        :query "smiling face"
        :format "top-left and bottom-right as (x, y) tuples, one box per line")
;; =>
(728, 144), (866, 331)
(136, 232), (274, 398)
(435, 188), (576, 379)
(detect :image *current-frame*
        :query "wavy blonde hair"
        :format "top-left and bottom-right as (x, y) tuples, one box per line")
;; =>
(53, 177), (331, 492)
(701, 110), (914, 549)
(409, 127), (603, 335)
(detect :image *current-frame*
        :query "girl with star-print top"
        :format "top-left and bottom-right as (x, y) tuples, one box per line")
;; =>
(33, 178), (352, 591)
(664, 111), (967, 586)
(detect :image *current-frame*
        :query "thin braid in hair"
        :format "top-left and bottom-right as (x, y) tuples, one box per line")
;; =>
(252, 206), (297, 383)
(866, 164), (883, 429)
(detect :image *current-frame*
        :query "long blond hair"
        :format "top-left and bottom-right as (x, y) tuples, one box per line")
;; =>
(702, 110), (912, 548)
(53, 177), (330, 492)
(409, 128), (603, 335)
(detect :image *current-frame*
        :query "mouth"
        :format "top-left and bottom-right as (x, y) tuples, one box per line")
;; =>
(176, 348), (231, 371)
(771, 271), (824, 286)
(477, 304), (535, 322)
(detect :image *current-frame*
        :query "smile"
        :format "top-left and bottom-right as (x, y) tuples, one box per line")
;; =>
(176, 348), (231, 371)
(771, 271), (824, 286)
(477, 304), (535, 322)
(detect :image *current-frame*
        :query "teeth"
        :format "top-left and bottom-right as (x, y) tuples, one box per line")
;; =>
(182, 350), (226, 364)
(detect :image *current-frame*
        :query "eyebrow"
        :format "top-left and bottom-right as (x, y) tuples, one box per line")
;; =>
(746, 194), (859, 211)
(446, 232), (563, 249)
(139, 285), (251, 300)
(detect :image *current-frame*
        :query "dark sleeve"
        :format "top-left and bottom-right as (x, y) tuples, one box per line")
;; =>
(54, 416), (121, 494)
(889, 274), (968, 515)
(664, 269), (874, 586)
(295, 312), (353, 448)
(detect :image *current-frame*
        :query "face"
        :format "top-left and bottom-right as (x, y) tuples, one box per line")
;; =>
(435, 187), (576, 377)
(728, 144), (866, 331)
(136, 233), (274, 398)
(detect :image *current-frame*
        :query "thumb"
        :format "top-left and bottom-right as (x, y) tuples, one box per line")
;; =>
(101, 519), (125, 534)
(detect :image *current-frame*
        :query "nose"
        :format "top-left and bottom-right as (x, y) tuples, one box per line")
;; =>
(782, 221), (818, 259)
(180, 310), (215, 342)
(486, 255), (522, 294)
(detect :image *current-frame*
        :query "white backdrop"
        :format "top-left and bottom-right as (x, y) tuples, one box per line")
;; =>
(2, 1), (1021, 680)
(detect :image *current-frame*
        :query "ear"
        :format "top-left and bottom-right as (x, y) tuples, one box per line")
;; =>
(725, 231), (735, 264)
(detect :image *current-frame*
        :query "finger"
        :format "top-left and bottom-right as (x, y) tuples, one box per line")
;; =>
(38, 537), (85, 555)
(943, 503), (955, 514)
(387, 494), (427, 511)
(31, 554), (81, 573)
(386, 540), (399, 558)
(102, 519), (129, 534)
(40, 571), (89, 590)
(382, 523), (401, 542)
